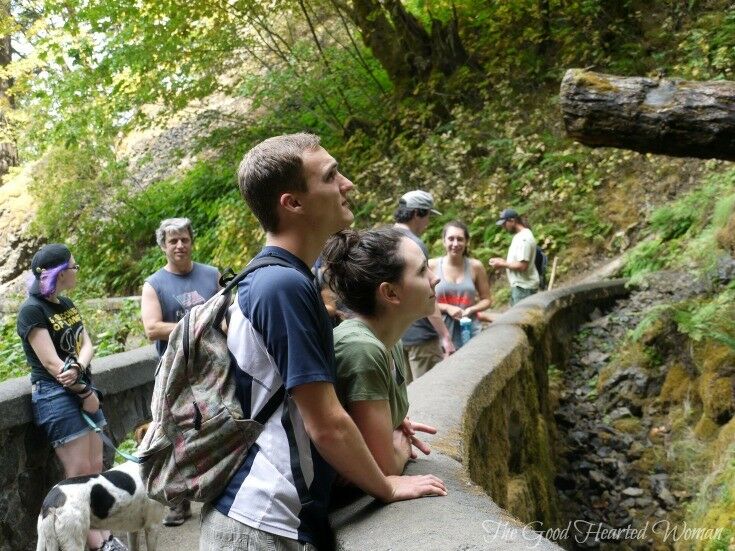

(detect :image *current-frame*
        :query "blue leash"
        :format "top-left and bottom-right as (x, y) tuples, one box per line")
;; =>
(82, 412), (143, 464)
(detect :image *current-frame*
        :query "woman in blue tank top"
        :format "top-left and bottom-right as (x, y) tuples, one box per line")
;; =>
(429, 220), (492, 349)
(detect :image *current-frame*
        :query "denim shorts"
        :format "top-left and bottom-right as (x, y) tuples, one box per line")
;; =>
(31, 379), (107, 448)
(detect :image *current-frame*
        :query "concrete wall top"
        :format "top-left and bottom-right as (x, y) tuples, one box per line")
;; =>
(0, 344), (158, 431)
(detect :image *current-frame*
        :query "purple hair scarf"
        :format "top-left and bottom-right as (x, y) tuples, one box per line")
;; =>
(27, 260), (69, 297)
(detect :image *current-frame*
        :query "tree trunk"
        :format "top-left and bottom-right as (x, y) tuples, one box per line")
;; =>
(348, 0), (472, 95)
(560, 69), (735, 161)
(0, 1), (18, 178)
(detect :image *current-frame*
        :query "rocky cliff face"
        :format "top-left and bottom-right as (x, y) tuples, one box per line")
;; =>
(0, 164), (40, 298)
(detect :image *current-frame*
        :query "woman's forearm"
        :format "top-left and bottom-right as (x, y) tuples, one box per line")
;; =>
(466, 298), (492, 316)
(78, 333), (94, 369)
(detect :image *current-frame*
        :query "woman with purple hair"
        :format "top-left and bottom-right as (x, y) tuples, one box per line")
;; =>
(16, 244), (125, 551)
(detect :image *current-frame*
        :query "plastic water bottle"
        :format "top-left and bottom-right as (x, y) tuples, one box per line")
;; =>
(460, 317), (473, 346)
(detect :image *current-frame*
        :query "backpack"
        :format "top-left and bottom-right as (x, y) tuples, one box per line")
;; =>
(535, 246), (548, 290)
(137, 256), (292, 506)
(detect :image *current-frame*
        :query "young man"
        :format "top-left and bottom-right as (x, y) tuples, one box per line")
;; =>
(201, 134), (446, 551)
(393, 190), (455, 380)
(141, 217), (220, 526)
(488, 208), (540, 305)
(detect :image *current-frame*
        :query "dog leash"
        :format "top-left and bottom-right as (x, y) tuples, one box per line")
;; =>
(81, 412), (143, 464)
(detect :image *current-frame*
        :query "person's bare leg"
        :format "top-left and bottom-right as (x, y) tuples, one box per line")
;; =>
(55, 433), (110, 549)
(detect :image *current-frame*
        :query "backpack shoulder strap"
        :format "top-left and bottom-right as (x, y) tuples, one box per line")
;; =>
(222, 256), (295, 295)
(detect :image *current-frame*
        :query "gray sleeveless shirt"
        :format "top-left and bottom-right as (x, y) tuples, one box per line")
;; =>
(435, 257), (478, 349)
(145, 262), (219, 356)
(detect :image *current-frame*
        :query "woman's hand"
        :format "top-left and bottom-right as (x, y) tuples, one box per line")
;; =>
(445, 305), (464, 320)
(56, 364), (80, 387)
(400, 417), (437, 458)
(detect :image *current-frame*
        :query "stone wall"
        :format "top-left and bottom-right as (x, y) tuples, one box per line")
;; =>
(0, 346), (158, 551)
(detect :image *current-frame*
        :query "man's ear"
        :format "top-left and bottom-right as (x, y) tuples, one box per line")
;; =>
(377, 281), (400, 307)
(280, 192), (303, 214)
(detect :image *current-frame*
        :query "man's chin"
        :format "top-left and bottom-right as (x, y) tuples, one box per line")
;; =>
(339, 214), (355, 230)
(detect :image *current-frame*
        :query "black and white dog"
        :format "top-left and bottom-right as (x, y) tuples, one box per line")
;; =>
(36, 428), (165, 551)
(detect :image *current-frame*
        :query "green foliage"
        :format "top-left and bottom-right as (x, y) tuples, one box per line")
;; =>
(623, 171), (735, 282)
(685, 443), (735, 551)
(29, 143), (128, 243)
(80, 299), (145, 357)
(674, 6), (735, 80)
(10, 0), (392, 154)
(465, 0), (651, 82)
(674, 284), (735, 351)
(629, 304), (672, 343)
(32, 156), (261, 295)
(622, 238), (677, 282)
(0, 313), (28, 381)
(114, 433), (139, 466)
(12, 0), (735, 317)
(0, 299), (145, 383)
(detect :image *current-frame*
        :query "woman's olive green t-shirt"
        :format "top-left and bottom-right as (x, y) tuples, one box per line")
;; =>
(333, 318), (409, 429)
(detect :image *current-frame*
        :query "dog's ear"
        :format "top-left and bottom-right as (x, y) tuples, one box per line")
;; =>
(134, 422), (151, 446)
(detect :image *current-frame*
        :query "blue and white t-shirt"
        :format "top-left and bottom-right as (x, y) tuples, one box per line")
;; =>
(214, 246), (337, 546)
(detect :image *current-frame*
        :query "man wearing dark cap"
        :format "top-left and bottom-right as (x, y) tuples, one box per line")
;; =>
(394, 190), (455, 380)
(489, 208), (540, 305)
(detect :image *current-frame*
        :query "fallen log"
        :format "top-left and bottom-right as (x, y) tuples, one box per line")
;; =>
(560, 69), (735, 161)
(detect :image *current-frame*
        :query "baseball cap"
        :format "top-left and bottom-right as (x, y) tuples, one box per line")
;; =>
(29, 244), (72, 295)
(496, 208), (520, 226)
(398, 190), (441, 216)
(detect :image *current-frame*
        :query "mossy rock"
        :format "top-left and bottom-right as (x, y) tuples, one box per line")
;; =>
(693, 414), (720, 440)
(714, 417), (735, 458)
(597, 363), (616, 393)
(688, 445), (735, 551)
(620, 342), (657, 370)
(699, 370), (735, 426)
(660, 363), (698, 405)
(697, 342), (735, 376)
(506, 476), (534, 523)
(631, 447), (661, 475)
(576, 71), (620, 93)
(612, 417), (643, 434)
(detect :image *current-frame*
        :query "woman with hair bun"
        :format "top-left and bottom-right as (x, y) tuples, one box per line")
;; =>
(429, 220), (492, 349)
(322, 227), (441, 476)
(16, 244), (124, 551)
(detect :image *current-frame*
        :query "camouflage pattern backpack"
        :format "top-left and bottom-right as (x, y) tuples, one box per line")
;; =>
(138, 256), (291, 506)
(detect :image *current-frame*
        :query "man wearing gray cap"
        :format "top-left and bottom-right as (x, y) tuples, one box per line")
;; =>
(489, 208), (540, 305)
(394, 190), (455, 380)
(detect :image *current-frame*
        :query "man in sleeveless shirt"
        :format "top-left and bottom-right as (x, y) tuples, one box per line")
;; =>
(141, 217), (220, 526)
(393, 190), (455, 380)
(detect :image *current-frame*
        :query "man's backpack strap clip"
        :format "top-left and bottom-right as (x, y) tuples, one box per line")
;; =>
(254, 386), (286, 425)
